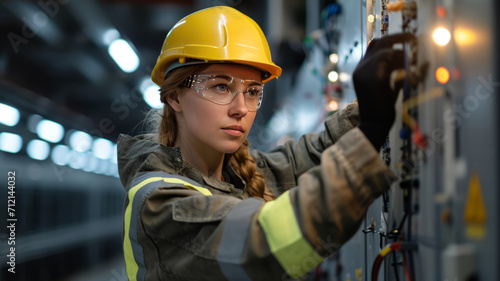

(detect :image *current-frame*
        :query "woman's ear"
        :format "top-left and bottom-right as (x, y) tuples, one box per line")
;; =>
(166, 91), (182, 112)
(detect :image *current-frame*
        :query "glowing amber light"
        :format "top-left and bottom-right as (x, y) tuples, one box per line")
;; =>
(433, 27), (451, 46)
(436, 67), (450, 84)
(327, 100), (339, 111)
(455, 29), (476, 46)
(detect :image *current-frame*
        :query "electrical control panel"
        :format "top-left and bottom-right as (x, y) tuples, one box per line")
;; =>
(308, 0), (499, 280)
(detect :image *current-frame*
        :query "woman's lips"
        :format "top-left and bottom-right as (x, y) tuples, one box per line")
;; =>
(222, 125), (244, 137)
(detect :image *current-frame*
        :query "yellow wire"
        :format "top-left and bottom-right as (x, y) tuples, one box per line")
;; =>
(380, 246), (392, 257)
(402, 87), (445, 129)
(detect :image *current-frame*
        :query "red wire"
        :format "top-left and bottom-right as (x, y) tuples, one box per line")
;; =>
(401, 251), (412, 281)
(372, 255), (384, 281)
(372, 242), (414, 281)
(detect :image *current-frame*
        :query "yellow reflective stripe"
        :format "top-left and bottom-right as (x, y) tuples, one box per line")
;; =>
(258, 190), (324, 278)
(160, 177), (213, 196)
(124, 176), (212, 281)
(124, 177), (161, 281)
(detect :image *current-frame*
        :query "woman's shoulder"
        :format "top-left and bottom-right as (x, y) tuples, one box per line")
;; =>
(117, 133), (181, 190)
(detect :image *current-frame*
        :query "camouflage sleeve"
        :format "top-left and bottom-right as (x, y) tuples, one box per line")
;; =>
(253, 101), (360, 195)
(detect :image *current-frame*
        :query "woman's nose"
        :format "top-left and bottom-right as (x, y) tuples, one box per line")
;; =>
(228, 91), (249, 117)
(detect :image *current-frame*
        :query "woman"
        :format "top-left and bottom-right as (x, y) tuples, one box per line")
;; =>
(118, 5), (413, 281)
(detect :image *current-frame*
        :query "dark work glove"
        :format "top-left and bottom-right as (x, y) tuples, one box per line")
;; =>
(352, 33), (417, 151)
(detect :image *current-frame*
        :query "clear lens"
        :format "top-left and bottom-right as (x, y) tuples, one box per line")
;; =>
(184, 74), (264, 111)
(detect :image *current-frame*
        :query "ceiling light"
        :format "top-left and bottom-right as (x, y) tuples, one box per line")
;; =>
(0, 132), (23, 153)
(143, 85), (163, 109)
(102, 28), (120, 45)
(68, 150), (86, 170)
(69, 130), (92, 152)
(83, 153), (99, 172)
(108, 39), (140, 73)
(51, 145), (70, 166)
(92, 138), (113, 160)
(140, 76), (162, 109)
(0, 103), (20, 127)
(27, 139), (50, 161)
(111, 143), (118, 164)
(27, 114), (43, 133)
(36, 119), (64, 143)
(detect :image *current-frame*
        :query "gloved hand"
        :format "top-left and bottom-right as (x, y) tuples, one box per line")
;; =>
(352, 33), (417, 151)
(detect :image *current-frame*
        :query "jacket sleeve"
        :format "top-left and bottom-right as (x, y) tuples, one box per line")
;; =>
(252, 101), (360, 195)
(123, 128), (396, 281)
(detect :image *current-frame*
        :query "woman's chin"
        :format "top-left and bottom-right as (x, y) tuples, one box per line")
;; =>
(217, 143), (243, 154)
(221, 147), (240, 154)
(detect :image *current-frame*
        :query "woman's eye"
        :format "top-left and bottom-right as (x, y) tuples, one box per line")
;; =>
(247, 88), (262, 98)
(215, 84), (229, 92)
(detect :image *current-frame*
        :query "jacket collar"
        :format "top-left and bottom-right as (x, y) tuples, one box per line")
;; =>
(117, 133), (246, 196)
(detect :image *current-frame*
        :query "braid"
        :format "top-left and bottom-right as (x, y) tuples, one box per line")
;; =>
(229, 140), (276, 201)
(158, 100), (177, 147)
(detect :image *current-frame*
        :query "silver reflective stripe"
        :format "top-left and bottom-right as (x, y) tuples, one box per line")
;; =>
(216, 198), (263, 281)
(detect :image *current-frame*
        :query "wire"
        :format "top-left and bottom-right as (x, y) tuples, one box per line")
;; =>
(402, 251), (412, 280)
(386, 200), (409, 240)
(393, 250), (401, 281)
(371, 242), (418, 281)
(402, 87), (445, 130)
(406, 184), (416, 281)
(372, 243), (397, 281)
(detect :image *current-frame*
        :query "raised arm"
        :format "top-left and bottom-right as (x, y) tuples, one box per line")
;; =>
(252, 101), (359, 195)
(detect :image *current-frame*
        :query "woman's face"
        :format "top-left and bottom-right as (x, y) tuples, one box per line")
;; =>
(173, 64), (262, 154)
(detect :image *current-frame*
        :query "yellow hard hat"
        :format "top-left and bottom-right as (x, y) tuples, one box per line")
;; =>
(151, 6), (282, 85)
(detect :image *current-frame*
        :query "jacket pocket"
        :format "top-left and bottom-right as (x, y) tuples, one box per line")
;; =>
(172, 195), (240, 223)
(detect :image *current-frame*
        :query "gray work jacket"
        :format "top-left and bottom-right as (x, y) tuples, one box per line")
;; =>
(118, 102), (396, 281)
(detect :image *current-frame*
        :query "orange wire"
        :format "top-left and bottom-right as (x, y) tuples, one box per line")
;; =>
(402, 251), (412, 281)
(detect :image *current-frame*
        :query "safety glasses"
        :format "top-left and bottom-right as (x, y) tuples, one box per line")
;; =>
(180, 74), (264, 111)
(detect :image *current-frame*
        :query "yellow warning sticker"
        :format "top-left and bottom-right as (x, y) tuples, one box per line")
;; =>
(463, 172), (487, 239)
(355, 268), (362, 281)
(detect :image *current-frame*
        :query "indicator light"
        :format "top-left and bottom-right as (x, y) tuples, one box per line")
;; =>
(327, 100), (339, 111)
(433, 27), (451, 46)
(328, 71), (339, 82)
(436, 67), (450, 84)
(436, 6), (447, 18)
(329, 53), (339, 64)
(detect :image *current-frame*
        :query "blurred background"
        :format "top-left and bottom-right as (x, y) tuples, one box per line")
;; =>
(0, 0), (498, 280)
(0, 0), (329, 280)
